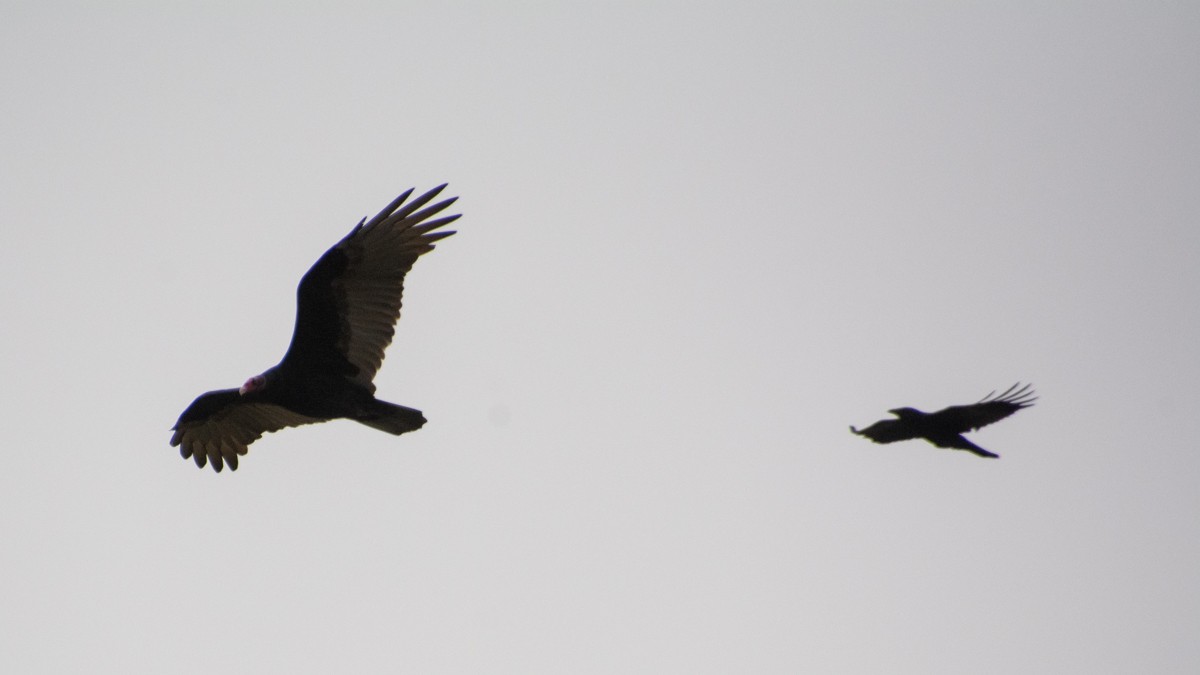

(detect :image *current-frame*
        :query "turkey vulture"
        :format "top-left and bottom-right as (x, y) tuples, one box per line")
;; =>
(170, 185), (459, 472)
(850, 383), (1036, 458)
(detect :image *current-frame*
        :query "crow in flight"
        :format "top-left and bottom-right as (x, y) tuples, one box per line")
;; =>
(850, 383), (1036, 458)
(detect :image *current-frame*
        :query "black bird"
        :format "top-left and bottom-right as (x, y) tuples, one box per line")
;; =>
(170, 185), (459, 472)
(850, 383), (1036, 458)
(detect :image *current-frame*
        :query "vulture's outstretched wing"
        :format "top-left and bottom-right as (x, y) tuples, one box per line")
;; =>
(927, 383), (1037, 434)
(279, 185), (460, 390)
(170, 390), (324, 472)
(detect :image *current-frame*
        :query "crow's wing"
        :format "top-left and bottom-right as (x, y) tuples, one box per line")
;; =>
(850, 418), (923, 444)
(926, 383), (1036, 434)
(926, 433), (1000, 458)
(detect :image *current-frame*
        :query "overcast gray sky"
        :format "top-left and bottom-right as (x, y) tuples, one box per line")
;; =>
(2, 2), (1198, 673)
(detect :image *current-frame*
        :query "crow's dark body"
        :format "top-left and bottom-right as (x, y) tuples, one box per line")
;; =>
(851, 384), (1036, 459)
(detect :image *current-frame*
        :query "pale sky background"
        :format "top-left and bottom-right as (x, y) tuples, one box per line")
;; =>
(2, 2), (1198, 673)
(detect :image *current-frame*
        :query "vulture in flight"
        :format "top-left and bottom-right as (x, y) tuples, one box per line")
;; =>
(170, 185), (459, 472)
(850, 383), (1036, 458)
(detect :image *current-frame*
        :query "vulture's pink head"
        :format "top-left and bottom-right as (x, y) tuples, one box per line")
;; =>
(240, 374), (267, 395)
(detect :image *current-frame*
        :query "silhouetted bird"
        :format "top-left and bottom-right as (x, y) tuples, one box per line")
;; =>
(850, 383), (1036, 458)
(171, 185), (459, 472)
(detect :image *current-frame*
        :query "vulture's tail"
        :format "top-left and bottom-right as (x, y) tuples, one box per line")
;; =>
(356, 400), (427, 435)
